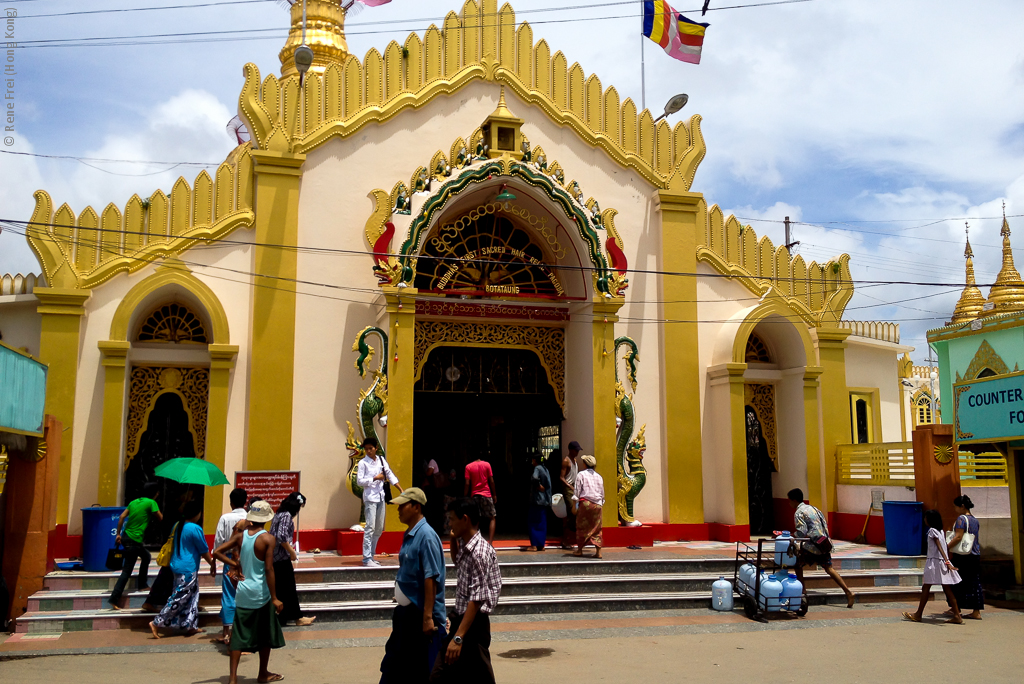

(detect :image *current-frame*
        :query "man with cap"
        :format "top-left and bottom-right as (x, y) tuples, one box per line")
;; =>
(213, 500), (286, 684)
(559, 441), (582, 549)
(379, 487), (447, 684)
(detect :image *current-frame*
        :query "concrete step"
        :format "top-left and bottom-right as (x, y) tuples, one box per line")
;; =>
(14, 584), (943, 633)
(29, 567), (926, 613)
(40, 554), (923, 592)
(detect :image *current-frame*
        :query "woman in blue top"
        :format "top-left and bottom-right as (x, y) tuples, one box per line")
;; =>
(149, 500), (213, 638)
(947, 494), (984, 620)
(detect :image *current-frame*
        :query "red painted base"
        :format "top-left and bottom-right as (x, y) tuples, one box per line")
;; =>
(48, 525), (82, 563)
(708, 523), (750, 543)
(830, 511), (886, 546)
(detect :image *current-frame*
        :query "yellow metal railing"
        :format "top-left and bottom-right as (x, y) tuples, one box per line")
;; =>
(836, 441), (915, 486)
(959, 451), (1008, 485)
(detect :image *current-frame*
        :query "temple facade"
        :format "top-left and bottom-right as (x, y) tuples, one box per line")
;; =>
(0, 0), (910, 551)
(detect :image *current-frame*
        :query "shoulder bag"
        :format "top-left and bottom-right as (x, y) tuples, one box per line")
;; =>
(379, 455), (395, 504)
(945, 515), (975, 555)
(811, 509), (834, 554)
(156, 523), (179, 567)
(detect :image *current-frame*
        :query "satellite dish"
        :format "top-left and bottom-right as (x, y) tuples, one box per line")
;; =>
(664, 93), (688, 116)
(226, 116), (251, 145)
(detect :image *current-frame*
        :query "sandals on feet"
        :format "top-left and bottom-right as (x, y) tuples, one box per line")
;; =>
(902, 611), (921, 623)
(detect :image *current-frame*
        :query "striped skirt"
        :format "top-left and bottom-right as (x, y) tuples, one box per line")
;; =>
(577, 499), (604, 548)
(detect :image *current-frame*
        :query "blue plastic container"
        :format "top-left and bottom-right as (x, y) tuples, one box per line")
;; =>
(759, 572), (784, 611)
(881, 501), (924, 556)
(781, 573), (803, 610)
(774, 531), (797, 567)
(711, 576), (734, 611)
(81, 506), (125, 572)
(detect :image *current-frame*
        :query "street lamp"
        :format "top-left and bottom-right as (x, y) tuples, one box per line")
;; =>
(653, 93), (688, 123)
(294, 0), (314, 81)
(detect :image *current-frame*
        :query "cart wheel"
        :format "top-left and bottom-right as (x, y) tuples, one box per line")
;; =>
(795, 602), (808, 617)
(742, 596), (757, 619)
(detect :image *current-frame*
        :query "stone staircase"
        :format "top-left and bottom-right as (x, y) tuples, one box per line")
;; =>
(15, 550), (935, 634)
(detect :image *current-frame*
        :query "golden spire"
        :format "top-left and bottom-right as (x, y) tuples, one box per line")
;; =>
(950, 222), (986, 324)
(279, 0), (349, 78)
(988, 202), (1024, 313)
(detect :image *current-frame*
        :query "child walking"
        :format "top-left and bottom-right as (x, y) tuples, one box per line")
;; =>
(903, 509), (963, 624)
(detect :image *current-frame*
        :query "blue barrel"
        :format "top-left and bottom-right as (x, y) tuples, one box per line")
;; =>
(881, 501), (924, 556)
(81, 506), (125, 572)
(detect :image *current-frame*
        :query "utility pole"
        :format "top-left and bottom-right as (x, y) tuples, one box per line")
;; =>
(784, 216), (800, 251)
(926, 347), (938, 423)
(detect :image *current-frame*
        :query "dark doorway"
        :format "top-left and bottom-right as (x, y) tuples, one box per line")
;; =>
(124, 391), (203, 546)
(745, 405), (775, 536)
(414, 345), (563, 535)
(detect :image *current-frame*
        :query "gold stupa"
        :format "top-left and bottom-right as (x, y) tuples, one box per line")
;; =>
(279, 0), (350, 77)
(950, 224), (986, 324)
(987, 206), (1024, 314)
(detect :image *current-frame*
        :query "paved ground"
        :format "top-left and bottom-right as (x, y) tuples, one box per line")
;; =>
(2, 602), (1022, 683)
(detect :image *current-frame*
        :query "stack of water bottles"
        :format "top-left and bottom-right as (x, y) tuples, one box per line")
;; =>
(732, 532), (804, 612)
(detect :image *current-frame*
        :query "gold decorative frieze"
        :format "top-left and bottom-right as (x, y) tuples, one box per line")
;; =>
(957, 339), (1010, 381)
(697, 205), (853, 323)
(239, 0), (705, 192)
(27, 147), (255, 290)
(125, 366), (210, 466)
(413, 320), (564, 409)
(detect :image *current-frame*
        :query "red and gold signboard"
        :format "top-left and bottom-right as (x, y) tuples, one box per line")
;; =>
(415, 300), (569, 322)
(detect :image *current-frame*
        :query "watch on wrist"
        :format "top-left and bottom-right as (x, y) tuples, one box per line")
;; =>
(453, 636), (463, 645)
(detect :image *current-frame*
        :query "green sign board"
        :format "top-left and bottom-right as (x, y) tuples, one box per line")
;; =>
(953, 371), (1024, 443)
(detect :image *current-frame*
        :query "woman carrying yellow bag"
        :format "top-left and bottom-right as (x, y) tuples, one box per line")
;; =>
(141, 523), (177, 613)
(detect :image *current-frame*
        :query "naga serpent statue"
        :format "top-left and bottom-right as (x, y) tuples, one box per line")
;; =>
(614, 336), (647, 526)
(345, 326), (390, 505)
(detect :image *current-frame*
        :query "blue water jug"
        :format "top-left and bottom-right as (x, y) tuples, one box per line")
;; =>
(759, 572), (784, 611)
(780, 573), (803, 610)
(738, 563), (757, 595)
(711, 576), (734, 611)
(774, 531), (797, 567)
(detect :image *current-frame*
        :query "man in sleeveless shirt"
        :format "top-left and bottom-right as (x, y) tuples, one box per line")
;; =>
(213, 500), (286, 684)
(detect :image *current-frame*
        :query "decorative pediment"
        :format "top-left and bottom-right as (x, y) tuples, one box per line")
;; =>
(364, 131), (629, 297)
(238, 0), (705, 192)
(957, 340), (1011, 382)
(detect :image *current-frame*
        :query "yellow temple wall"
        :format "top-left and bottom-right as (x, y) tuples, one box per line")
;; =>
(844, 336), (910, 444)
(59, 242), (253, 534)
(289, 81), (671, 529)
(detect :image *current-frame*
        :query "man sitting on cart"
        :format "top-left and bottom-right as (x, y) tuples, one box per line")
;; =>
(788, 488), (856, 609)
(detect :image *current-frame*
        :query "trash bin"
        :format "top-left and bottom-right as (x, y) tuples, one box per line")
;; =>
(81, 506), (125, 572)
(881, 501), (924, 556)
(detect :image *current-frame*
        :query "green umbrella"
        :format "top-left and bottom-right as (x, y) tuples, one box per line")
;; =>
(154, 457), (230, 486)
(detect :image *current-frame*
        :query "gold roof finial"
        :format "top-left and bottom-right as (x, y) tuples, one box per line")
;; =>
(279, 0), (349, 78)
(988, 206), (1024, 314)
(951, 222), (987, 324)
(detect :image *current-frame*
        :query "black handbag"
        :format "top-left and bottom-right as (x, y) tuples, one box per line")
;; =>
(106, 543), (125, 571)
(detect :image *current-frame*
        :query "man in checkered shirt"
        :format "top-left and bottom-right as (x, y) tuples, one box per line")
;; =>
(429, 498), (502, 683)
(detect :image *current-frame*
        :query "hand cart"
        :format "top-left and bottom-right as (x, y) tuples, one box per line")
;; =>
(733, 537), (810, 622)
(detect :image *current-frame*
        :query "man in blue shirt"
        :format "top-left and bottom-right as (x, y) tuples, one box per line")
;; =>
(379, 487), (446, 684)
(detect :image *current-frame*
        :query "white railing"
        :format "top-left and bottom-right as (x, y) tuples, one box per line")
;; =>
(1, 273), (44, 295)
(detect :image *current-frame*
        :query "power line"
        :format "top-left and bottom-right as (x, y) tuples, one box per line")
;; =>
(16, 0), (277, 20)
(0, 149), (222, 167)
(11, 0), (814, 49)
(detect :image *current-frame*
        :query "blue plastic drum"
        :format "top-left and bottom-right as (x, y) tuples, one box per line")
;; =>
(81, 506), (125, 572)
(881, 501), (924, 556)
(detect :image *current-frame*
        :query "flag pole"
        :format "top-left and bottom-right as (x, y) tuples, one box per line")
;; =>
(640, 5), (646, 111)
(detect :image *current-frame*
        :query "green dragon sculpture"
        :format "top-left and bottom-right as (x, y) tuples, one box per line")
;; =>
(346, 326), (390, 503)
(614, 336), (647, 526)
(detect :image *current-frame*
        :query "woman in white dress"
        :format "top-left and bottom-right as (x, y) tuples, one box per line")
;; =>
(904, 509), (962, 624)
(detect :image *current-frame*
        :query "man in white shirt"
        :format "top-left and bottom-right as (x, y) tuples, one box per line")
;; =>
(356, 437), (403, 567)
(213, 487), (249, 644)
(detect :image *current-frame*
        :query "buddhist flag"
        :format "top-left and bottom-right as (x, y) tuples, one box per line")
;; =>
(642, 1), (709, 65)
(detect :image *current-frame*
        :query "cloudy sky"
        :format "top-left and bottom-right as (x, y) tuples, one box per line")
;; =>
(2, 0), (1023, 360)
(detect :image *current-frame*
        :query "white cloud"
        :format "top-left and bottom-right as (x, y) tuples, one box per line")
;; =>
(0, 89), (234, 276)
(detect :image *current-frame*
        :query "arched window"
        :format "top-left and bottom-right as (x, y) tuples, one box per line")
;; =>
(744, 333), (771, 364)
(912, 389), (933, 426)
(977, 367), (997, 379)
(136, 302), (208, 344)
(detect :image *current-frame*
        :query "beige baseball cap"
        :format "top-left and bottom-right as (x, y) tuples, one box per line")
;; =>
(390, 487), (427, 506)
(247, 500), (274, 523)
